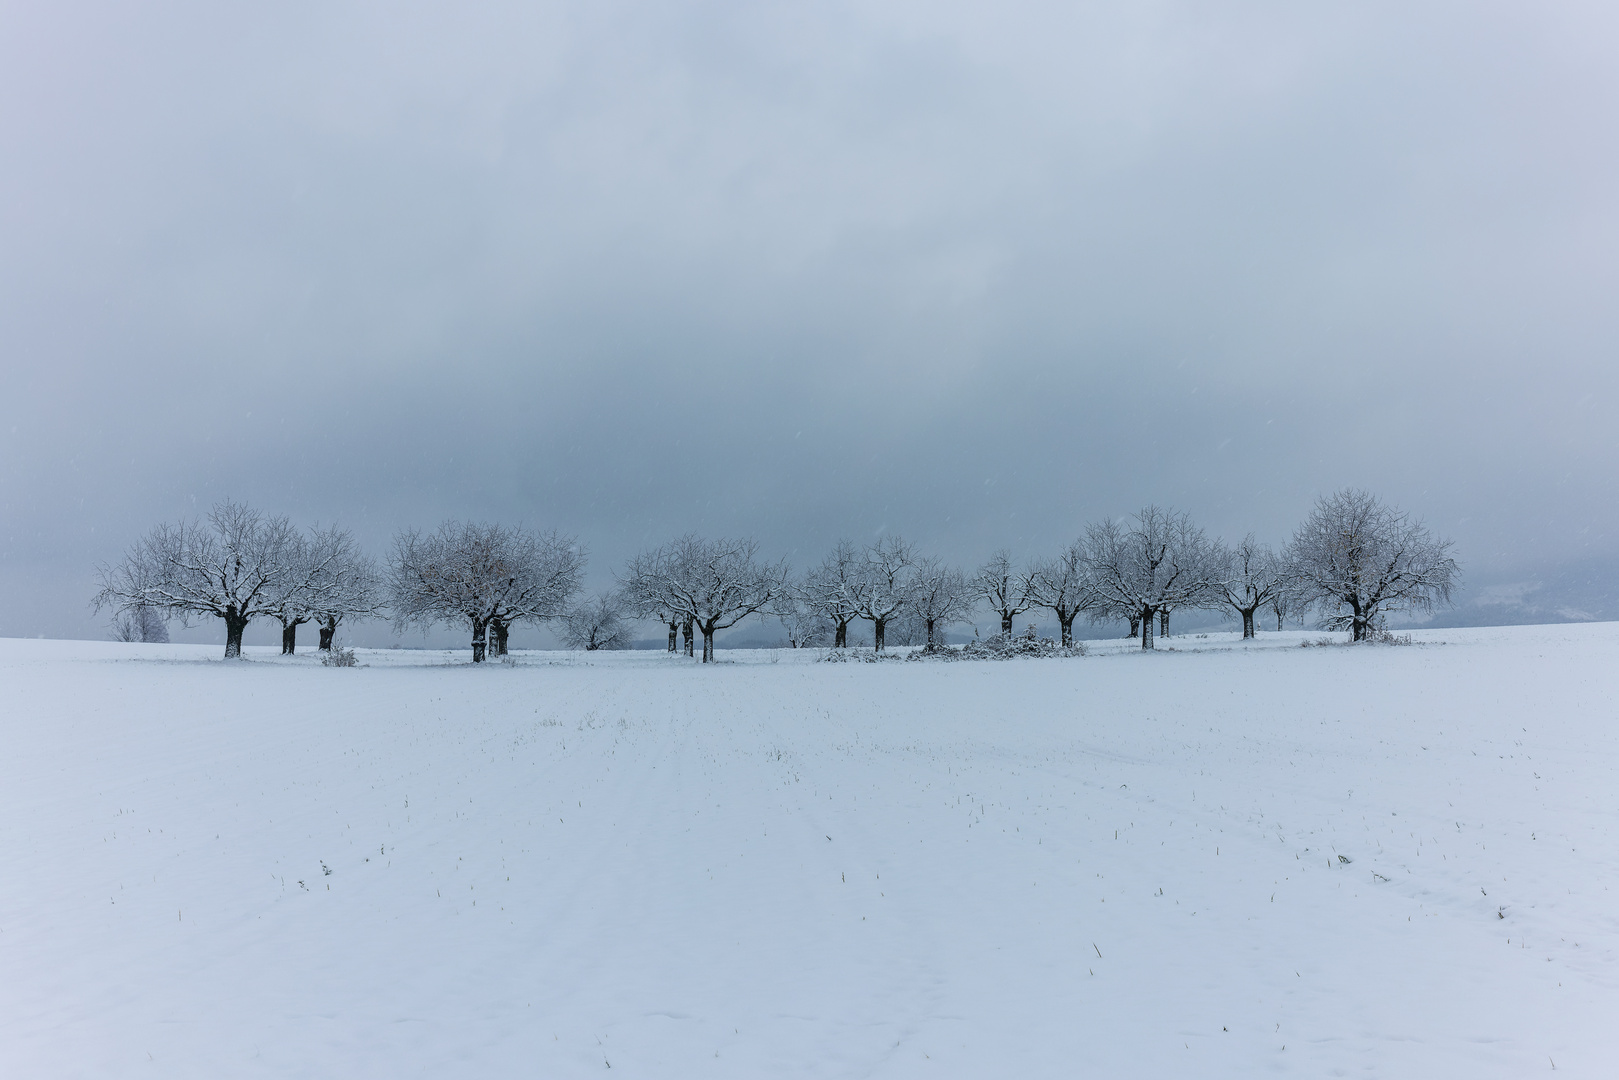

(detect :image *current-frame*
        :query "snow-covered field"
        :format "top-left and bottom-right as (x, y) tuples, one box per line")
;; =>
(3, 625), (1616, 1077)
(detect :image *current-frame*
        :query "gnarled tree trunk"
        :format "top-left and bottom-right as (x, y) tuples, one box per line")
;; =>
(700, 624), (715, 663)
(1159, 610), (1169, 638)
(834, 620), (847, 648)
(1241, 606), (1257, 638)
(682, 619), (694, 657)
(1128, 616), (1140, 639)
(1000, 614), (1014, 639)
(471, 617), (488, 663)
(281, 620), (298, 655)
(492, 620), (510, 656)
(318, 619), (336, 651)
(666, 621), (678, 652)
(1139, 606), (1155, 650)
(224, 609), (248, 659)
(1059, 614), (1075, 647)
(873, 618), (887, 651)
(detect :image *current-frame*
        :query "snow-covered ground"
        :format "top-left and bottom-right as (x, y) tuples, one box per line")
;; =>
(3, 624), (1616, 1077)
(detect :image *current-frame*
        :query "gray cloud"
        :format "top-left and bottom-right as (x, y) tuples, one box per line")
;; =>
(4, 0), (1617, 644)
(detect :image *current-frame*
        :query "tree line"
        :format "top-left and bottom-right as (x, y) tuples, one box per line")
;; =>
(93, 489), (1458, 661)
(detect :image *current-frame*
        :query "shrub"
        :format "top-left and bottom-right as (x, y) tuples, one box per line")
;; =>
(322, 645), (358, 667)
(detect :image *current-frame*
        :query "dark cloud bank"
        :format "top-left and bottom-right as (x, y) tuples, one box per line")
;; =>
(3, 1), (1617, 648)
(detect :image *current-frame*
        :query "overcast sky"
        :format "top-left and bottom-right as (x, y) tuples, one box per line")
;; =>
(3, 0), (1617, 645)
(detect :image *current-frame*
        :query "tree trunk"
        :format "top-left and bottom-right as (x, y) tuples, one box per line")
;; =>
(682, 619), (694, 656)
(1275, 608), (1284, 631)
(667, 621), (678, 652)
(1059, 614), (1074, 647)
(835, 620), (847, 648)
(701, 626), (715, 663)
(1351, 600), (1367, 642)
(224, 610), (248, 659)
(1000, 613), (1013, 639)
(1140, 606), (1155, 650)
(281, 620), (297, 655)
(874, 618), (886, 651)
(471, 617), (488, 663)
(1128, 616), (1140, 639)
(318, 621), (335, 651)
(492, 620), (510, 656)
(925, 617), (938, 650)
(1241, 607), (1256, 639)
(1159, 610), (1169, 638)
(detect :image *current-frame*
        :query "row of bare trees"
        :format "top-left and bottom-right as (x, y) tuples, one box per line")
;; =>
(94, 489), (1457, 660)
(93, 502), (385, 657)
(94, 503), (585, 660)
(618, 490), (1458, 658)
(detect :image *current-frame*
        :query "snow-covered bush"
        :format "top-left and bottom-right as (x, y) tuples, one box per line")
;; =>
(1365, 628), (1415, 646)
(1298, 629), (1414, 648)
(907, 626), (1088, 662)
(818, 647), (905, 663)
(321, 645), (358, 667)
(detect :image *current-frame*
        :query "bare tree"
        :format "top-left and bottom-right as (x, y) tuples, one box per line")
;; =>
(262, 527), (347, 654)
(1214, 534), (1284, 639)
(620, 548), (682, 653)
(973, 550), (1034, 639)
(486, 531), (586, 657)
(851, 535), (916, 651)
(254, 524), (387, 655)
(908, 557), (971, 651)
(305, 525), (386, 651)
(390, 521), (584, 662)
(1288, 489), (1459, 641)
(563, 593), (631, 651)
(1271, 587), (1292, 632)
(93, 500), (300, 658)
(261, 529), (313, 654)
(1027, 540), (1100, 647)
(623, 536), (785, 662)
(1086, 507), (1223, 650)
(801, 540), (864, 649)
(776, 588), (833, 648)
(111, 604), (169, 643)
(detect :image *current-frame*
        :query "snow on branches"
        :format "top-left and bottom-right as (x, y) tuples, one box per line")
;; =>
(1213, 534), (1286, 640)
(1026, 539), (1103, 647)
(972, 550), (1035, 640)
(563, 593), (631, 651)
(909, 556), (972, 651)
(850, 536), (917, 652)
(390, 521), (584, 661)
(798, 540), (864, 649)
(1287, 489), (1458, 641)
(93, 500), (303, 658)
(93, 488), (1459, 661)
(1086, 506), (1223, 650)
(620, 536), (785, 662)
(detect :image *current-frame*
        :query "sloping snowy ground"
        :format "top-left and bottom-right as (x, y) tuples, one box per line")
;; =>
(2, 625), (1616, 1077)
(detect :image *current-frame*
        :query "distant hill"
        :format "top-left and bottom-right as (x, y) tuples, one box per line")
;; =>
(1402, 554), (1619, 629)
